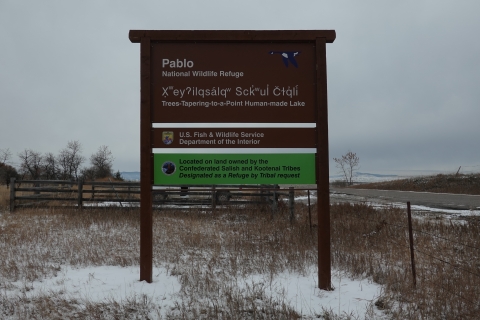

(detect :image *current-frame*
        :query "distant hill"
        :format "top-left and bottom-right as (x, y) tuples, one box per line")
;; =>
(123, 171), (399, 183)
(120, 172), (140, 181)
(330, 172), (400, 184)
(355, 172), (398, 178)
(351, 173), (480, 195)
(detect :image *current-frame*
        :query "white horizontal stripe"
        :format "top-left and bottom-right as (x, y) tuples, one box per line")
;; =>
(152, 148), (316, 154)
(152, 123), (316, 128)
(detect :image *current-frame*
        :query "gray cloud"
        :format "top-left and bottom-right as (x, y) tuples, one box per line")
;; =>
(1, 0), (479, 175)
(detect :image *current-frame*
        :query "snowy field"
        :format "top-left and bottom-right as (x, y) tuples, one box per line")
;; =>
(328, 192), (480, 218)
(2, 264), (386, 319)
(0, 199), (394, 320)
(2, 179), (478, 319)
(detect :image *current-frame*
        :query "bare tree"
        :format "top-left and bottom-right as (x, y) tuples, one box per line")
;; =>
(44, 152), (58, 180)
(0, 163), (18, 187)
(89, 145), (114, 179)
(18, 149), (44, 180)
(57, 141), (85, 181)
(333, 151), (360, 186)
(0, 148), (12, 165)
(57, 149), (70, 180)
(68, 141), (85, 180)
(80, 166), (96, 181)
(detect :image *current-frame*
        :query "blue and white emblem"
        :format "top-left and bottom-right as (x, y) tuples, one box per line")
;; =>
(269, 51), (301, 68)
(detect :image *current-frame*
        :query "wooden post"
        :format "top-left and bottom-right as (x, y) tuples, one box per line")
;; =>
(34, 180), (40, 195)
(9, 178), (15, 213)
(109, 178), (123, 208)
(271, 188), (277, 212)
(316, 37), (332, 290)
(407, 202), (417, 288)
(211, 185), (216, 212)
(308, 190), (312, 230)
(139, 36), (153, 283)
(77, 180), (83, 210)
(289, 187), (295, 223)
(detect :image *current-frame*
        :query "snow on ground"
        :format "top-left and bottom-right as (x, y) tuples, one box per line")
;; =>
(407, 204), (480, 216)
(329, 172), (404, 184)
(247, 269), (385, 318)
(7, 266), (179, 313)
(5, 178), (477, 318)
(4, 265), (386, 319)
(378, 202), (480, 217)
(329, 191), (480, 218)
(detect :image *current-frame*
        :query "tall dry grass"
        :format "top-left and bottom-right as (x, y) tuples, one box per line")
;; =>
(1, 199), (479, 318)
(331, 202), (480, 319)
(0, 203), (316, 319)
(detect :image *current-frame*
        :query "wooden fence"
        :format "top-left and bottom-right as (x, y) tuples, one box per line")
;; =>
(9, 179), (293, 213)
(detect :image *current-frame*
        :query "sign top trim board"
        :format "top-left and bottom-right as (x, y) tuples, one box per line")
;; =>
(129, 30), (336, 43)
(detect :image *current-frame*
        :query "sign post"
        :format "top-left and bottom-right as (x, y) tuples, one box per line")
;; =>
(129, 30), (335, 289)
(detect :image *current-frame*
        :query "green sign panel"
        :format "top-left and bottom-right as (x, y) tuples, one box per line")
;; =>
(154, 153), (316, 185)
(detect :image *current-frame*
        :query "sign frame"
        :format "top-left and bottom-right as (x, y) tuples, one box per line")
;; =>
(129, 30), (335, 290)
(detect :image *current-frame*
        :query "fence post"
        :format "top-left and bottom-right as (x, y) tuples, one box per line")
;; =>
(109, 178), (123, 208)
(407, 202), (417, 288)
(289, 187), (294, 223)
(308, 190), (312, 230)
(271, 187), (277, 212)
(78, 180), (83, 210)
(10, 178), (15, 213)
(211, 185), (216, 212)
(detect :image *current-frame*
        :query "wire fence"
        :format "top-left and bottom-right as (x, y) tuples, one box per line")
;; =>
(325, 199), (480, 315)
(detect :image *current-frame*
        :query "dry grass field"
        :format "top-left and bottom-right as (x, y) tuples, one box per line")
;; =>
(1, 185), (480, 319)
(351, 173), (480, 195)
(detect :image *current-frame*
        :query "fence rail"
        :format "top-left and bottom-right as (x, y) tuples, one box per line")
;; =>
(9, 179), (295, 212)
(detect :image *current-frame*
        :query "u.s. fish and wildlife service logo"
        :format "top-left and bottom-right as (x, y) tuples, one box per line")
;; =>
(162, 131), (174, 145)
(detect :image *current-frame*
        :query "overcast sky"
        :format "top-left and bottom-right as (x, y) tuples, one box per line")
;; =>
(1, 0), (479, 175)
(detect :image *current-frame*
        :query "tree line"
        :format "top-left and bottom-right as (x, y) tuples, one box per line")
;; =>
(0, 141), (122, 186)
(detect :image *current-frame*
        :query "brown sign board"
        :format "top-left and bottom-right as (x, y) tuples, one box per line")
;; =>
(129, 30), (335, 290)
(152, 128), (316, 148)
(151, 43), (315, 123)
